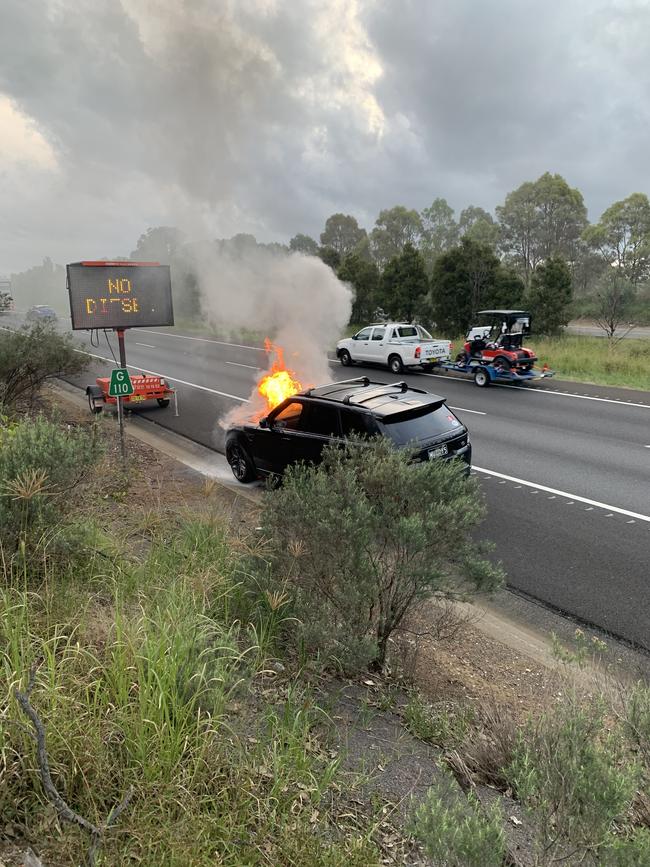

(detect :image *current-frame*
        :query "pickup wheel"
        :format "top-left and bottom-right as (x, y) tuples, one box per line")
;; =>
(388, 354), (403, 374)
(157, 398), (170, 408)
(474, 367), (490, 388)
(226, 441), (257, 483)
(339, 349), (352, 367)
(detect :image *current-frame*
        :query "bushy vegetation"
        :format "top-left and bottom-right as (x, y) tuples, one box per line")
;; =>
(257, 438), (503, 673)
(0, 414), (101, 561)
(0, 323), (86, 412)
(0, 519), (383, 866)
(508, 698), (641, 864)
(413, 767), (507, 867)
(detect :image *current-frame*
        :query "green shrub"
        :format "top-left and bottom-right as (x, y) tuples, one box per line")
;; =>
(413, 767), (507, 867)
(259, 438), (503, 672)
(0, 414), (101, 558)
(0, 322), (86, 411)
(508, 697), (640, 864)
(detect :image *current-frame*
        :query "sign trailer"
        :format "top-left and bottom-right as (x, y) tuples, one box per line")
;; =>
(67, 261), (177, 458)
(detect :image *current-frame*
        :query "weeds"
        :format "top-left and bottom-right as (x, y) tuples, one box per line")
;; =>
(405, 692), (475, 747)
(507, 696), (640, 865)
(532, 334), (650, 390)
(0, 518), (384, 865)
(413, 767), (506, 867)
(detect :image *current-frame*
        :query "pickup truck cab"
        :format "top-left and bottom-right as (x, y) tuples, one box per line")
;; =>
(336, 323), (451, 374)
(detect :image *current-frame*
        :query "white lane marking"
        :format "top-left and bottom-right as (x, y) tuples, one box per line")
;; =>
(135, 342), (155, 348)
(448, 405), (486, 415)
(225, 361), (261, 370)
(645, 445), (650, 448)
(74, 349), (249, 402)
(328, 355), (650, 410)
(145, 329), (266, 352)
(420, 371), (650, 409)
(473, 465), (650, 524)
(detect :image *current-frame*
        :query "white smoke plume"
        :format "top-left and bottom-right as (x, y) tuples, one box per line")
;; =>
(188, 242), (352, 427)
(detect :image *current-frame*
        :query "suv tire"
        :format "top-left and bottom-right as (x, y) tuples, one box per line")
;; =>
(339, 349), (352, 367)
(226, 441), (257, 483)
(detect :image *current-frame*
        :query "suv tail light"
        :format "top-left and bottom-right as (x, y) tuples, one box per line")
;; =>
(415, 345), (421, 359)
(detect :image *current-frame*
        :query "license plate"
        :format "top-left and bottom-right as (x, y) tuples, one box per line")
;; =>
(428, 444), (448, 459)
(129, 395), (146, 402)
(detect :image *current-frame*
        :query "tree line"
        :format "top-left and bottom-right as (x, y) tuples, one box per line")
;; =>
(290, 172), (650, 334)
(8, 171), (650, 335)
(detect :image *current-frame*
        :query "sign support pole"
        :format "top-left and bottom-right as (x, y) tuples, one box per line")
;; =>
(116, 328), (127, 461)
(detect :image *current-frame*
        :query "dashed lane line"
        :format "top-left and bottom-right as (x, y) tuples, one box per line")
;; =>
(448, 406), (486, 415)
(473, 465), (650, 524)
(73, 348), (249, 403)
(421, 372), (650, 409)
(135, 342), (156, 348)
(145, 329), (267, 352)
(225, 361), (262, 370)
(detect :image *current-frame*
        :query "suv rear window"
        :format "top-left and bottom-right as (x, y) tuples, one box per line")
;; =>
(340, 409), (377, 437)
(380, 404), (461, 445)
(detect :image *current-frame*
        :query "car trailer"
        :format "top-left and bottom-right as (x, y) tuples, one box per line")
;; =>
(86, 374), (178, 414)
(432, 358), (555, 388)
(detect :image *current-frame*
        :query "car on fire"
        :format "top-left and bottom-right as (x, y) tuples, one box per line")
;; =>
(225, 377), (471, 483)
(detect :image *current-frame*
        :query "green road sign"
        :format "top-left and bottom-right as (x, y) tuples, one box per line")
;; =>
(109, 368), (134, 397)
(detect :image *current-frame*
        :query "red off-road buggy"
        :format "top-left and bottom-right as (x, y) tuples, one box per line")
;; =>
(456, 310), (537, 372)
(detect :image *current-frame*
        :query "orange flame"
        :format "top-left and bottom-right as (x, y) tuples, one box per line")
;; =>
(257, 339), (303, 413)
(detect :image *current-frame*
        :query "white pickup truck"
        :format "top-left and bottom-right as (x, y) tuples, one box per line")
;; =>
(336, 323), (452, 374)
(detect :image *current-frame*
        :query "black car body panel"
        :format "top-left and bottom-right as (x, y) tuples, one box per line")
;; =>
(225, 378), (472, 482)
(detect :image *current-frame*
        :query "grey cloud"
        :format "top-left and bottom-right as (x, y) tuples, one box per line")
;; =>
(1, 0), (649, 273)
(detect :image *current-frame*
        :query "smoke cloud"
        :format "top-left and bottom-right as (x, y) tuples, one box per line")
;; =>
(189, 242), (352, 426)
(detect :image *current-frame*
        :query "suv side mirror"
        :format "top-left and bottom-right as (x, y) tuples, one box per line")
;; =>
(259, 417), (269, 429)
(351, 334), (358, 340)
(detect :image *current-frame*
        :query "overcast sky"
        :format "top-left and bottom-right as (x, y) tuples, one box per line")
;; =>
(1, 0), (649, 273)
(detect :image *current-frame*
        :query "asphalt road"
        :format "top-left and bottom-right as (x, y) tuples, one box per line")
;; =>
(3, 316), (649, 649)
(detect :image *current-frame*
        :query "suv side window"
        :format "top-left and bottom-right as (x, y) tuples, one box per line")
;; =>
(371, 327), (385, 341)
(304, 403), (340, 437)
(272, 400), (305, 431)
(355, 327), (372, 341)
(340, 409), (375, 437)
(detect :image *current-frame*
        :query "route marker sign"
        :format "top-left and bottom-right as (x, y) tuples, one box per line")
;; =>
(109, 368), (134, 397)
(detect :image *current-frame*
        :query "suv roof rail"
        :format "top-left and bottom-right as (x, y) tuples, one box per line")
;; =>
(344, 380), (410, 405)
(305, 377), (370, 396)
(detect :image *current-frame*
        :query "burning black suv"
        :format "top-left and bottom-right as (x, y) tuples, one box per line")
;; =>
(225, 377), (472, 483)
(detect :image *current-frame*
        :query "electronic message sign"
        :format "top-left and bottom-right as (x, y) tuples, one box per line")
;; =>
(67, 261), (174, 330)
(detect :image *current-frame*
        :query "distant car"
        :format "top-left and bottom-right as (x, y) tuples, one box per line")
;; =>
(336, 323), (452, 374)
(25, 305), (58, 323)
(225, 377), (471, 483)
